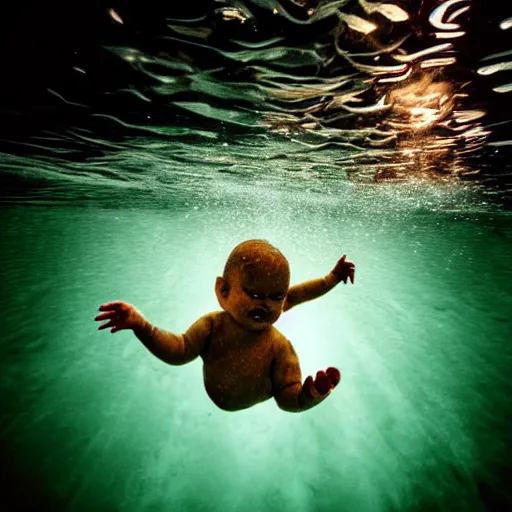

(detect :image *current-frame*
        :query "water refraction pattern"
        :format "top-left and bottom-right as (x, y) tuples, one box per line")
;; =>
(104, 0), (484, 176)
(0, 0), (511, 204)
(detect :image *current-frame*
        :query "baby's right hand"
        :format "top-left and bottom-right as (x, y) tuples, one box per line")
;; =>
(95, 301), (145, 334)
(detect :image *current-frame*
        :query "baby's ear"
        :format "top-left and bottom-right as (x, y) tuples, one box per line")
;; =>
(215, 276), (230, 297)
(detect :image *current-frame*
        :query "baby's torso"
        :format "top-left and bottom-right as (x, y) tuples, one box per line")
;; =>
(201, 312), (279, 411)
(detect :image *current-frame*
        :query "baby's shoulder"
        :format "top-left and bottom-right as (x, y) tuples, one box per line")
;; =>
(204, 310), (229, 331)
(268, 326), (293, 350)
(268, 325), (287, 341)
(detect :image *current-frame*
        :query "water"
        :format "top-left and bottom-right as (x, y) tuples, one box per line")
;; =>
(1, 168), (511, 510)
(1, 1), (512, 510)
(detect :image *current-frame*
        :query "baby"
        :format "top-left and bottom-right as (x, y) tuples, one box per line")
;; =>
(95, 240), (355, 412)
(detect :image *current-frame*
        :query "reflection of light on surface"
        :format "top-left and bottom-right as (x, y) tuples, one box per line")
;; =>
(392, 43), (452, 63)
(452, 110), (486, 123)
(488, 140), (512, 147)
(500, 18), (512, 30)
(493, 84), (512, 93)
(342, 96), (390, 114)
(378, 68), (413, 83)
(338, 12), (377, 34)
(386, 75), (454, 133)
(447, 5), (471, 22)
(420, 57), (457, 69)
(365, 71), (486, 181)
(477, 62), (512, 75)
(358, 0), (409, 22)
(232, 0), (483, 176)
(108, 8), (123, 24)
(481, 49), (512, 62)
(429, 0), (470, 31)
(221, 8), (248, 23)
(434, 31), (465, 39)
(337, 49), (409, 75)
(409, 108), (439, 129)
(479, 19), (512, 99)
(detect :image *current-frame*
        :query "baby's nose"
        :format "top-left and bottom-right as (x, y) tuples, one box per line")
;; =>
(264, 304), (277, 317)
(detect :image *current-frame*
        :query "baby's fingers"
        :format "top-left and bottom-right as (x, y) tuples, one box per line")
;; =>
(314, 371), (331, 395)
(326, 367), (341, 387)
(98, 301), (125, 312)
(98, 320), (124, 333)
(303, 375), (316, 398)
(98, 319), (116, 330)
(94, 311), (118, 322)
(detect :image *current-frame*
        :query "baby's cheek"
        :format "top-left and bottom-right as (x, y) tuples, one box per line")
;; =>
(272, 308), (282, 322)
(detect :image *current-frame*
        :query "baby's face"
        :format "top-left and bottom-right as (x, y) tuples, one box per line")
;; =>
(225, 264), (289, 331)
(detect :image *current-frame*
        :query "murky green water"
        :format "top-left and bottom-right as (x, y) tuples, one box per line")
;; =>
(1, 172), (511, 511)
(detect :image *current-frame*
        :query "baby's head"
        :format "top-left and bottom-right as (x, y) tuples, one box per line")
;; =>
(215, 240), (290, 331)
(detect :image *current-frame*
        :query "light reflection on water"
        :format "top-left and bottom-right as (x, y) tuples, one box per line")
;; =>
(1, 0), (511, 204)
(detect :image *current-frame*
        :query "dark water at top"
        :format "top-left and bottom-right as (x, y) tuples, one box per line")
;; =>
(1, 1), (512, 511)
(1, 0), (511, 208)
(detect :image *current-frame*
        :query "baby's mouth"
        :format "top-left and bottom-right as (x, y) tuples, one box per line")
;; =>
(248, 308), (270, 323)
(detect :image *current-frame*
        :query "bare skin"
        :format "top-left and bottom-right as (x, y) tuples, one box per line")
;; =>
(95, 240), (355, 412)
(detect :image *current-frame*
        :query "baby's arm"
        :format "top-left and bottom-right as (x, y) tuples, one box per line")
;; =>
(283, 255), (355, 311)
(95, 301), (211, 365)
(272, 338), (340, 412)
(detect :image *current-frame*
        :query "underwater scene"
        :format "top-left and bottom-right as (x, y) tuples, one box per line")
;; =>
(1, 1), (511, 511)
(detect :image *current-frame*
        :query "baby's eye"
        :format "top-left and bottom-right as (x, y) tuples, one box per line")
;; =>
(247, 291), (265, 300)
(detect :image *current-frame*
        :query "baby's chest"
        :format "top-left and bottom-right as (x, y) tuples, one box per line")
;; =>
(202, 336), (274, 386)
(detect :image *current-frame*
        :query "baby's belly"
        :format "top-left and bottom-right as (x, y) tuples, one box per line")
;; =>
(202, 360), (274, 411)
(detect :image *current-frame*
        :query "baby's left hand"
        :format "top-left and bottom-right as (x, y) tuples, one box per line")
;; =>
(303, 367), (341, 398)
(332, 255), (355, 284)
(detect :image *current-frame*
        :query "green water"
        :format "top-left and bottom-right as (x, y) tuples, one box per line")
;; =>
(1, 180), (511, 511)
